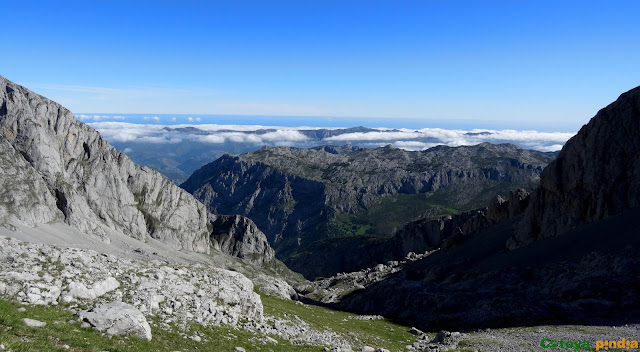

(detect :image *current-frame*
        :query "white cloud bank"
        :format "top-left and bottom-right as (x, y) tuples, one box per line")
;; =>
(325, 128), (574, 151)
(88, 122), (574, 152)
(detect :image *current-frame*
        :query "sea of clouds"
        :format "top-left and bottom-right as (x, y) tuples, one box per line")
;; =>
(86, 119), (574, 153)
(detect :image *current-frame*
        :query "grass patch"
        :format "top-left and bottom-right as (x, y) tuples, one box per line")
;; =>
(0, 298), (324, 351)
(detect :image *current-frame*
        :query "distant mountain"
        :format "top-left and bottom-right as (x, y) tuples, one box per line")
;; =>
(337, 85), (640, 330)
(181, 143), (554, 278)
(100, 121), (570, 185)
(112, 126), (384, 184)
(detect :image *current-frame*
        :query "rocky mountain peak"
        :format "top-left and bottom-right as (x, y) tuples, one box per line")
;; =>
(0, 75), (274, 263)
(509, 85), (640, 248)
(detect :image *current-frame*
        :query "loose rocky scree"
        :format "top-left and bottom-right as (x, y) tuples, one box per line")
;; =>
(0, 235), (355, 350)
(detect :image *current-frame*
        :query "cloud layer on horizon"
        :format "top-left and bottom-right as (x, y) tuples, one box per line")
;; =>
(87, 121), (574, 153)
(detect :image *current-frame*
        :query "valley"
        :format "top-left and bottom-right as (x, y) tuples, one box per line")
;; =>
(1, 75), (639, 352)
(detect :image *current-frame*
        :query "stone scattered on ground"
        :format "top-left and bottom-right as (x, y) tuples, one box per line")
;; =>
(21, 318), (46, 328)
(0, 235), (352, 351)
(80, 301), (152, 341)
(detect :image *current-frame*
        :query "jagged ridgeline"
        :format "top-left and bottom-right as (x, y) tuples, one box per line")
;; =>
(0, 75), (274, 265)
(182, 143), (554, 278)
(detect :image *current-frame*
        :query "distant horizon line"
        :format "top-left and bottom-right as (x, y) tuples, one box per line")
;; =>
(76, 112), (583, 133)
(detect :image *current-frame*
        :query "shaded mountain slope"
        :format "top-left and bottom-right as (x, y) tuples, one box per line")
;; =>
(338, 85), (640, 330)
(510, 86), (640, 248)
(182, 143), (553, 278)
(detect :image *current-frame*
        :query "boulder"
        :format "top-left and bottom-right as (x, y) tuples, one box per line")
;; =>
(22, 318), (46, 327)
(80, 301), (152, 341)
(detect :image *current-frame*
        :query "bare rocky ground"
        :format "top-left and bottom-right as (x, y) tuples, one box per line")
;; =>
(2, 223), (637, 352)
(0, 224), (353, 350)
(455, 324), (640, 352)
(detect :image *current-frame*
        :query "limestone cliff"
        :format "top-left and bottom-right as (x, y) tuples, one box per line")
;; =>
(210, 214), (275, 265)
(509, 86), (640, 248)
(0, 75), (274, 263)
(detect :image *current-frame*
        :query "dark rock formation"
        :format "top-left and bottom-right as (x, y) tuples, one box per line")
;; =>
(509, 86), (640, 248)
(337, 85), (640, 330)
(210, 214), (275, 265)
(300, 189), (530, 279)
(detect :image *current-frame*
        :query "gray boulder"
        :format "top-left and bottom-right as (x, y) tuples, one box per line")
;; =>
(22, 318), (46, 327)
(80, 301), (152, 341)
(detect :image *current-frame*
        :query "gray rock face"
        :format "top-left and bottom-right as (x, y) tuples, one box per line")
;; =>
(182, 143), (552, 277)
(0, 75), (209, 249)
(80, 301), (152, 341)
(210, 214), (275, 265)
(0, 75), (276, 264)
(509, 86), (640, 248)
(0, 137), (62, 228)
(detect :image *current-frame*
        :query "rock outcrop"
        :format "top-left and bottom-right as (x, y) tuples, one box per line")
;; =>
(210, 215), (275, 265)
(509, 86), (640, 248)
(80, 302), (152, 341)
(0, 234), (353, 350)
(0, 75), (276, 264)
(0, 235), (263, 325)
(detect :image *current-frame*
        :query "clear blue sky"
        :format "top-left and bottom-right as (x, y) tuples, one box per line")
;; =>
(2, 0), (638, 131)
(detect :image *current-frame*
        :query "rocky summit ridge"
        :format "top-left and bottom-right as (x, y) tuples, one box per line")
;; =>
(0, 75), (273, 264)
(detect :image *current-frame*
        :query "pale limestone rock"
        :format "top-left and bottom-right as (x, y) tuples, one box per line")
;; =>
(80, 301), (152, 341)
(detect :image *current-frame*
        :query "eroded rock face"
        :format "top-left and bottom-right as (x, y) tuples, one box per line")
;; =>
(0, 75), (278, 265)
(0, 137), (62, 228)
(210, 214), (275, 265)
(509, 86), (640, 248)
(0, 75), (210, 251)
(80, 302), (152, 341)
(183, 143), (552, 278)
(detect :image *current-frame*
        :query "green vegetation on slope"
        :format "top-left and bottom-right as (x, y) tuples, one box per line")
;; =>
(0, 298), (322, 352)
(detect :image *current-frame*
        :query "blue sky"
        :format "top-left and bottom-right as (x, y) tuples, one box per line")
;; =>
(2, 1), (639, 132)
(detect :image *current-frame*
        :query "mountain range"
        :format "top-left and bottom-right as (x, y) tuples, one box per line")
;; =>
(181, 143), (553, 278)
(1, 74), (639, 350)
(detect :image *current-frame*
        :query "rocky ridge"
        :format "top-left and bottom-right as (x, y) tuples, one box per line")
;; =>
(309, 189), (530, 300)
(293, 188), (531, 278)
(335, 85), (640, 330)
(510, 86), (640, 248)
(182, 143), (552, 277)
(0, 75), (273, 264)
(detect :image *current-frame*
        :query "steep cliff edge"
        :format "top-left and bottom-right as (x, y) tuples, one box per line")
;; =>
(509, 86), (640, 248)
(0, 75), (275, 264)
